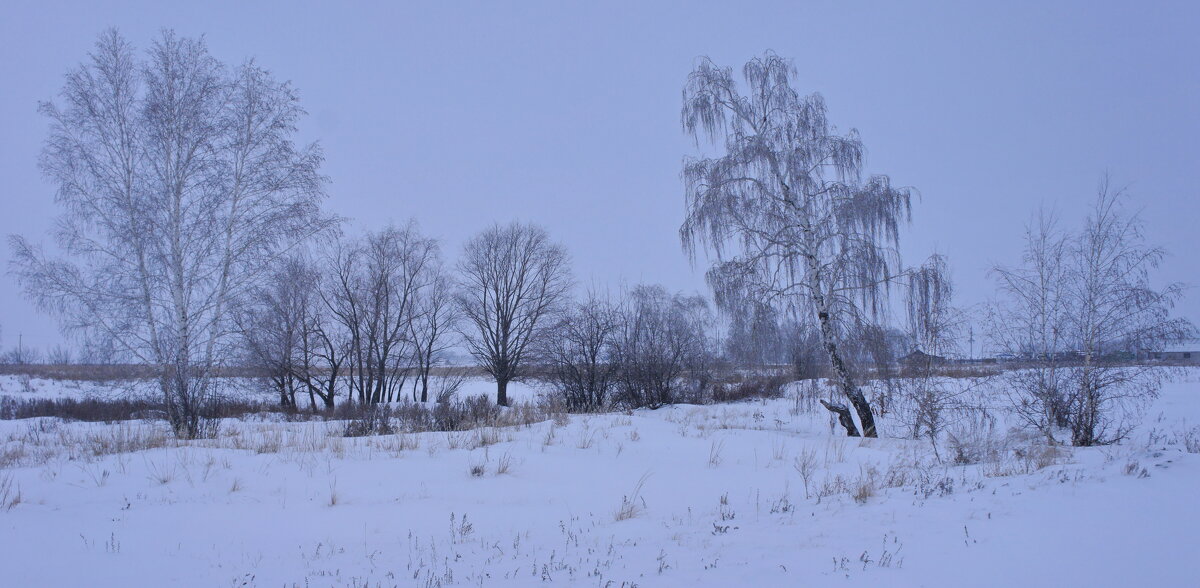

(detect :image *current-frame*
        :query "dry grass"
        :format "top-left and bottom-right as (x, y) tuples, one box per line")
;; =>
(474, 427), (503, 448)
(328, 478), (340, 506)
(145, 458), (176, 485)
(851, 476), (877, 504)
(0, 473), (21, 511)
(615, 473), (650, 521)
(707, 440), (725, 467)
(495, 451), (513, 475)
(576, 425), (597, 450)
(793, 447), (818, 498)
(980, 443), (1062, 478)
(0, 444), (27, 469)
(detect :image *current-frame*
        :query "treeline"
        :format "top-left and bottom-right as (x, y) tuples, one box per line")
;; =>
(7, 33), (1193, 448)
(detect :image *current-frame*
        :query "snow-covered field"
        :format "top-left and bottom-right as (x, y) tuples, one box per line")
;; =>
(0, 372), (1197, 586)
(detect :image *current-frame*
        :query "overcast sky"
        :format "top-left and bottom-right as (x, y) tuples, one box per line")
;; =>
(1, 0), (1197, 352)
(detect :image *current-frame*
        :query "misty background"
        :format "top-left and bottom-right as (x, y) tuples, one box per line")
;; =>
(2, 0), (1196, 353)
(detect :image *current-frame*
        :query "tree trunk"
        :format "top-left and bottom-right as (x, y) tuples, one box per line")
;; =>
(820, 399), (860, 437)
(816, 311), (878, 438)
(326, 364), (339, 410)
(287, 375), (298, 409)
(497, 378), (509, 407)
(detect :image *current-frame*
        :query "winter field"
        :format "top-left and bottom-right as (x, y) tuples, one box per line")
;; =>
(0, 371), (1196, 587)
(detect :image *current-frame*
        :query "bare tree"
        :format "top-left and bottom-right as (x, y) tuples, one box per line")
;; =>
(297, 294), (348, 411)
(898, 254), (964, 453)
(723, 300), (789, 367)
(988, 210), (1073, 441)
(9, 30), (332, 437)
(906, 255), (958, 359)
(612, 285), (713, 409)
(46, 345), (76, 366)
(783, 320), (826, 380)
(238, 254), (343, 410)
(1061, 180), (1193, 445)
(456, 222), (572, 406)
(325, 223), (438, 404)
(409, 265), (459, 402)
(680, 53), (914, 437)
(0, 345), (43, 366)
(848, 322), (904, 416)
(990, 181), (1194, 446)
(541, 293), (621, 411)
(238, 258), (306, 408)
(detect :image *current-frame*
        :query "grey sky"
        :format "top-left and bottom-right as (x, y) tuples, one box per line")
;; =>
(1, 0), (1197, 352)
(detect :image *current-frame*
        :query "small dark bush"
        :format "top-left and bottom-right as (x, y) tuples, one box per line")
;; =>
(710, 374), (791, 403)
(434, 395), (499, 431)
(1, 387), (558, 437)
(1, 396), (157, 422)
(338, 394), (541, 437)
(342, 404), (397, 437)
(0, 395), (285, 423)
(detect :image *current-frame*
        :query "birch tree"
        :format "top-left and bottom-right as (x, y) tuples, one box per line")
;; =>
(9, 29), (332, 437)
(899, 254), (964, 450)
(990, 181), (1194, 446)
(456, 222), (572, 406)
(988, 210), (1073, 441)
(680, 53), (913, 437)
(1061, 180), (1193, 445)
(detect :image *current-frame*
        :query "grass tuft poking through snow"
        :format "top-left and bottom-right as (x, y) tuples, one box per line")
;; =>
(615, 472), (651, 521)
(0, 473), (21, 511)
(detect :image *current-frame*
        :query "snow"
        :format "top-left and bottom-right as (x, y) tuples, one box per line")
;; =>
(453, 378), (540, 403)
(0, 371), (1197, 586)
(0, 374), (159, 400)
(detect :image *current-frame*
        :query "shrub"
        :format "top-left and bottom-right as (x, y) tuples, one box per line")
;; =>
(0, 396), (278, 425)
(342, 405), (397, 437)
(710, 373), (790, 403)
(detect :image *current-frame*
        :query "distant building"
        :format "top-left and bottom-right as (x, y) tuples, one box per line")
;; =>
(899, 349), (948, 367)
(1139, 343), (1199, 364)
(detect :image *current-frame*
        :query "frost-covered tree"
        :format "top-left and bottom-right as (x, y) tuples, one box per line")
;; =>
(905, 254), (958, 359)
(991, 180), (1194, 446)
(723, 301), (789, 367)
(9, 30), (332, 437)
(680, 53), (913, 437)
(898, 254), (965, 450)
(456, 222), (572, 406)
(1062, 180), (1193, 445)
(988, 210), (1073, 441)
